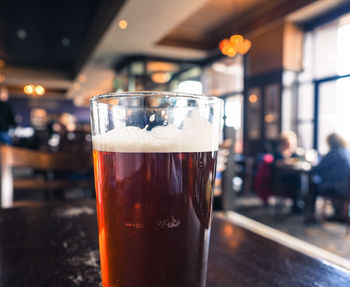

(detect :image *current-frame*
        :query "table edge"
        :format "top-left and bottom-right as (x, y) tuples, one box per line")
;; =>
(216, 211), (350, 272)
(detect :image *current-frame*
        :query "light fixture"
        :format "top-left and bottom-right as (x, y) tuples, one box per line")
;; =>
(230, 34), (243, 45)
(118, 20), (128, 30)
(35, 85), (45, 96)
(0, 59), (5, 68)
(24, 84), (35, 95)
(17, 29), (27, 40)
(264, 114), (275, 123)
(78, 74), (87, 83)
(147, 62), (178, 72)
(219, 34), (251, 57)
(151, 72), (171, 84)
(62, 37), (71, 47)
(24, 84), (45, 96)
(248, 94), (258, 104)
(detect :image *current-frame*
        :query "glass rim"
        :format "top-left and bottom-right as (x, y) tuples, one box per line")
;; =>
(89, 91), (223, 105)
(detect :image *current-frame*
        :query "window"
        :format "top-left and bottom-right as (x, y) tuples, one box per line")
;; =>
(177, 80), (203, 95)
(318, 77), (350, 154)
(337, 23), (350, 75)
(296, 16), (350, 152)
(297, 83), (314, 150)
(314, 21), (338, 79)
(225, 96), (242, 130)
(225, 95), (243, 153)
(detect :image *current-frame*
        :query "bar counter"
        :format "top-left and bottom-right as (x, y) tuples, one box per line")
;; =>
(1, 200), (350, 286)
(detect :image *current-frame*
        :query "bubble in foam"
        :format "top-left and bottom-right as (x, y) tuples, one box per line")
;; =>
(92, 111), (218, 153)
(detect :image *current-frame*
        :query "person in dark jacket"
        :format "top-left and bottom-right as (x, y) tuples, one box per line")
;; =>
(0, 85), (16, 144)
(306, 133), (350, 222)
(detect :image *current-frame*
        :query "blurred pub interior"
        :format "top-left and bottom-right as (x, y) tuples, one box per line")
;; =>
(2, 0), (350, 265)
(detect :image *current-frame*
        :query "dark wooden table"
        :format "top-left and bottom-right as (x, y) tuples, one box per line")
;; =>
(1, 200), (350, 286)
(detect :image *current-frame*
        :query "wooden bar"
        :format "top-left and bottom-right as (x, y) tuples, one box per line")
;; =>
(1, 200), (350, 286)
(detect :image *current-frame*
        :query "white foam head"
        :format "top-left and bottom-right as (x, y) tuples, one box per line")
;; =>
(92, 112), (219, 153)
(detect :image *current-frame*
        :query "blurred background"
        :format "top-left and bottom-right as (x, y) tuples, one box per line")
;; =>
(1, 0), (350, 261)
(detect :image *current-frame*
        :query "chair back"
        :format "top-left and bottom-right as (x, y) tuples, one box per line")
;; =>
(0, 145), (92, 173)
(0, 145), (93, 208)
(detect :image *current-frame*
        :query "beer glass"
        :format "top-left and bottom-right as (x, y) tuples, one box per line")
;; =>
(90, 91), (223, 287)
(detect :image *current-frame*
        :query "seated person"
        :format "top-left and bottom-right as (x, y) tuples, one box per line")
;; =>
(274, 131), (303, 213)
(274, 131), (299, 165)
(306, 133), (350, 222)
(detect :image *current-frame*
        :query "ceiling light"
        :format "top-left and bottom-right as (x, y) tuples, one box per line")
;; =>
(219, 34), (251, 57)
(62, 37), (71, 47)
(238, 39), (251, 54)
(147, 62), (179, 72)
(24, 84), (45, 96)
(230, 34), (243, 45)
(17, 29), (27, 40)
(24, 84), (35, 95)
(118, 20), (128, 30)
(265, 114), (275, 123)
(78, 74), (87, 83)
(151, 72), (171, 84)
(35, 85), (45, 96)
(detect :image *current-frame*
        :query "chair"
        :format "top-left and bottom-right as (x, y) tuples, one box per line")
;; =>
(318, 174), (350, 234)
(320, 194), (350, 234)
(254, 154), (274, 205)
(0, 145), (93, 208)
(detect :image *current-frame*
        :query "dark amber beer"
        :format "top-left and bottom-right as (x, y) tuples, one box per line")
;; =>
(90, 92), (222, 287)
(93, 150), (217, 287)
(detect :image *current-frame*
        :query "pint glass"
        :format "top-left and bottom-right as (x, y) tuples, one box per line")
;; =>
(90, 92), (223, 287)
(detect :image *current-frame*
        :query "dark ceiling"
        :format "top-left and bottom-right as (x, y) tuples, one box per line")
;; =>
(0, 0), (125, 79)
